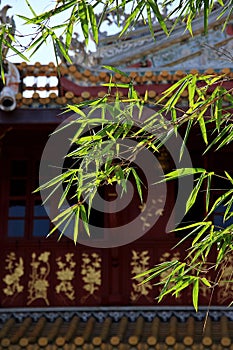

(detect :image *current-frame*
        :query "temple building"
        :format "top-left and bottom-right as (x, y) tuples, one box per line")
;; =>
(0, 3), (233, 349)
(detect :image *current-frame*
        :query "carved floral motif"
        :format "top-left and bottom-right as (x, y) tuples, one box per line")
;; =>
(3, 252), (24, 296)
(81, 252), (101, 303)
(139, 196), (165, 231)
(130, 250), (153, 302)
(56, 253), (76, 300)
(27, 252), (50, 306)
(217, 254), (233, 303)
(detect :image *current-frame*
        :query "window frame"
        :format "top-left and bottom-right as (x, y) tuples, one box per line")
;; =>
(0, 128), (56, 242)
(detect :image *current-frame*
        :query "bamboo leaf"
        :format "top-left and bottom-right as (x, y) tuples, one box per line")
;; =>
(0, 29), (5, 83)
(205, 172), (214, 212)
(131, 168), (143, 202)
(214, 93), (222, 132)
(203, 125), (233, 154)
(53, 35), (72, 63)
(135, 261), (178, 281)
(103, 69), (129, 81)
(57, 211), (75, 241)
(25, 0), (37, 16)
(88, 5), (98, 44)
(201, 277), (211, 287)
(147, 0), (168, 35)
(192, 278), (199, 312)
(97, 0), (109, 29)
(65, 5), (76, 50)
(223, 198), (233, 221)
(208, 189), (233, 217)
(159, 75), (192, 102)
(146, 3), (155, 40)
(191, 221), (212, 246)
(48, 210), (74, 237)
(159, 167), (206, 183)
(58, 173), (76, 208)
(2, 37), (28, 61)
(53, 204), (79, 222)
(166, 80), (189, 109)
(185, 172), (206, 213)
(120, 1), (144, 37)
(216, 129), (233, 150)
(80, 204), (90, 236)
(225, 171), (233, 185)
(35, 169), (76, 191)
(180, 119), (193, 160)
(198, 113), (208, 145)
(21, 0), (77, 24)
(73, 205), (80, 244)
(67, 104), (87, 118)
(78, 0), (89, 44)
(188, 75), (197, 108)
(174, 221), (211, 232)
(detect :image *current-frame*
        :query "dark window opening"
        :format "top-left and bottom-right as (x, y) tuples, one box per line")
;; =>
(6, 159), (51, 239)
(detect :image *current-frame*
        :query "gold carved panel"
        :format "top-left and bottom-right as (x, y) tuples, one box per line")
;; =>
(27, 252), (50, 305)
(217, 254), (233, 303)
(3, 252), (24, 297)
(130, 250), (153, 302)
(139, 196), (165, 231)
(56, 253), (76, 300)
(81, 252), (101, 303)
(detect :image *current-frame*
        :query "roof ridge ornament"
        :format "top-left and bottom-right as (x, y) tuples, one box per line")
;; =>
(0, 4), (15, 59)
(56, 33), (100, 68)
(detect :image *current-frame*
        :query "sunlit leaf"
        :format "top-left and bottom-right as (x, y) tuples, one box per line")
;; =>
(192, 278), (199, 312)
(80, 204), (90, 236)
(147, 0), (168, 35)
(88, 4), (98, 44)
(131, 168), (143, 202)
(78, 0), (89, 44)
(73, 205), (80, 244)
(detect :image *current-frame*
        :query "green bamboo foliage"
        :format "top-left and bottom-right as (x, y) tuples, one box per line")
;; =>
(1, 0), (227, 64)
(35, 66), (233, 308)
(11, 0), (233, 309)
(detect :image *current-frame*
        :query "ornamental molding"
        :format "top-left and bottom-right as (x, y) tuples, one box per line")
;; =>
(0, 307), (233, 323)
(97, 7), (233, 67)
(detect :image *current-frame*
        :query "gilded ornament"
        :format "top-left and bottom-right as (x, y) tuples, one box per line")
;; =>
(130, 250), (153, 302)
(81, 252), (101, 303)
(3, 252), (24, 296)
(27, 251), (50, 305)
(139, 196), (164, 231)
(217, 254), (233, 303)
(56, 253), (76, 300)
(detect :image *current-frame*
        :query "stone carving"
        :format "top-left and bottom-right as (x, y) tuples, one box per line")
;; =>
(0, 4), (19, 111)
(0, 4), (15, 58)
(97, 18), (233, 69)
(57, 33), (100, 67)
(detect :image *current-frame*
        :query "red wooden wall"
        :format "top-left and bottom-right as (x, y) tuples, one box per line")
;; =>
(0, 124), (231, 308)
